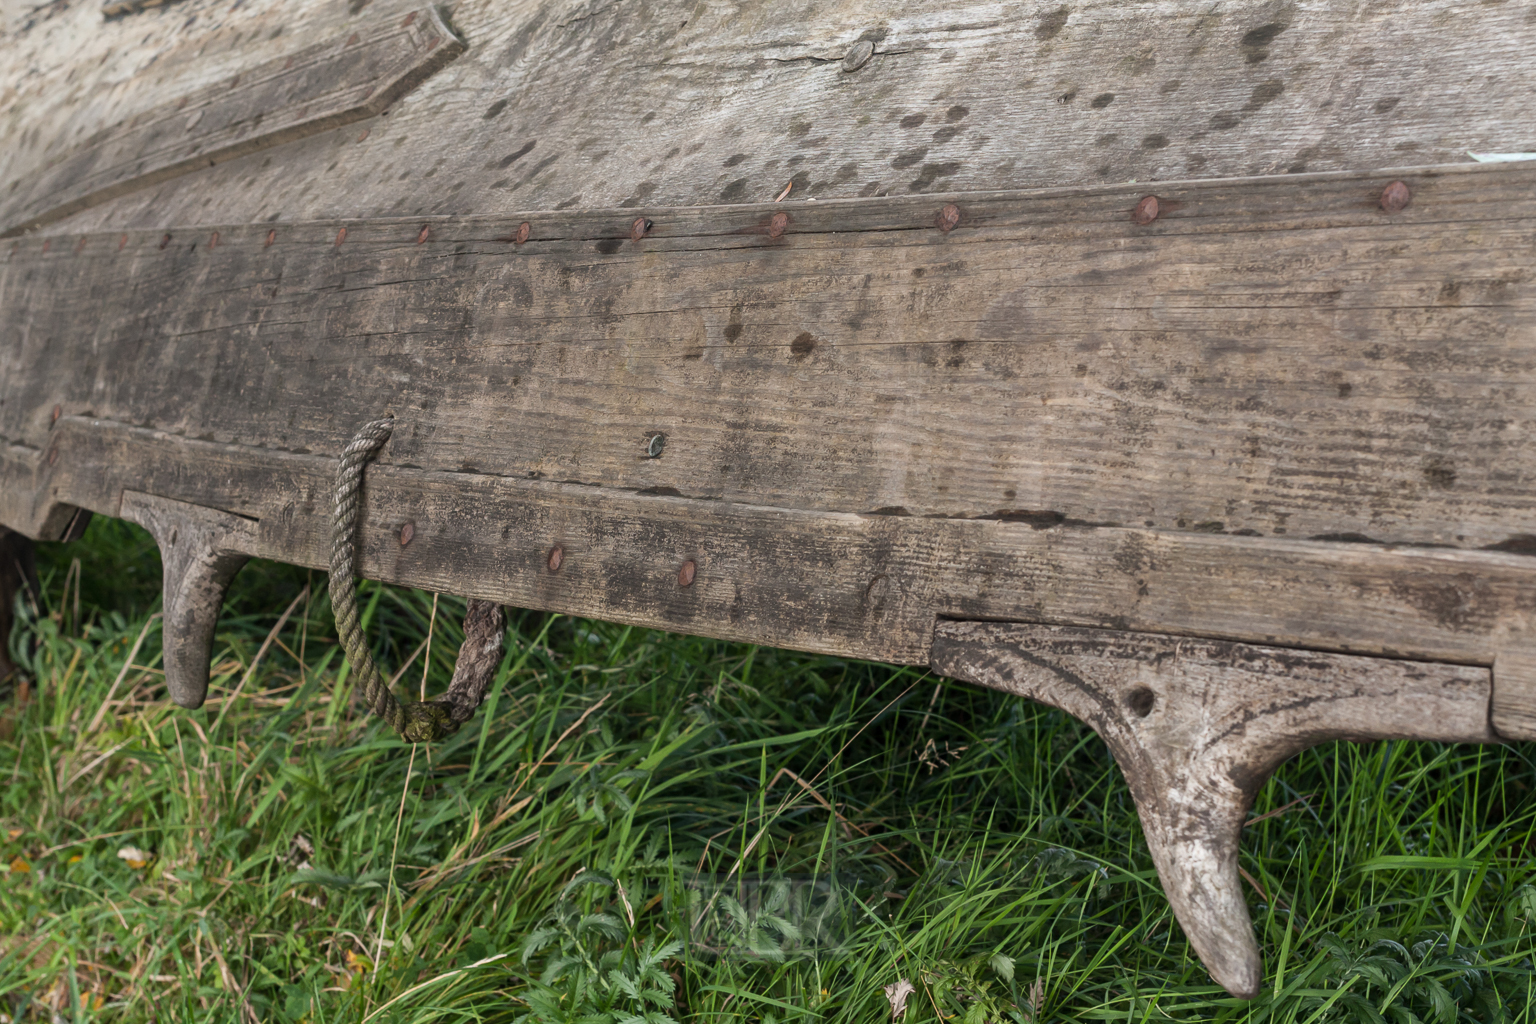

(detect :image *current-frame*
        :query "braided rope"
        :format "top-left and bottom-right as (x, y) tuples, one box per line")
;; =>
(329, 416), (460, 742)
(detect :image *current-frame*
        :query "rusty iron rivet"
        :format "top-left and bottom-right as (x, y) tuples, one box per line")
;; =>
(1380, 180), (1411, 213)
(209, 231), (219, 248)
(768, 212), (789, 239)
(74, 237), (86, 252)
(52, 404), (61, 424)
(645, 433), (666, 458)
(402, 11), (416, 26)
(514, 221), (531, 245)
(936, 203), (961, 233)
(347, 32), (359, 45)
(842, 38), (874, 73)
(417, 225), (430, 245)
(265, 229), (277, 247)
(335, 227), (347, 247)
(357, 128), (369, 142)
(1133, 195), (1160, 225)
(678, 560), (697, 587)
(399, 521), (415, 546)
(48, 446), (58, 467)
(118, 234), (127, 251)
(159, 233), (172, 250)
(548, 546), (564, 572)
(631, 217), (653, 242)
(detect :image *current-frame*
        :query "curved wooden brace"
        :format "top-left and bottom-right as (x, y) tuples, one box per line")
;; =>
(930, 621), (1498, 999)
(119, 491), (257, 709)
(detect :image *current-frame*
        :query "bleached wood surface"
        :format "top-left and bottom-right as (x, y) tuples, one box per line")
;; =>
(3, 0), (1533, 232)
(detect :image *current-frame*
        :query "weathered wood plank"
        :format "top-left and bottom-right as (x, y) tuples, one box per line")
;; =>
(1492, 647), (1536, 742)
(0, 5), (462, 237)
(930, 620), (1495, 997)
(6, 418), (1535, 668)
(7, 0), (1531, 234)
(4, 163), (1534, 552)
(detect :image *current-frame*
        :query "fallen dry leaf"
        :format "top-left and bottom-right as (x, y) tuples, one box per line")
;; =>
(883, 978), (916, 1020)
(8, 855), (30, 874)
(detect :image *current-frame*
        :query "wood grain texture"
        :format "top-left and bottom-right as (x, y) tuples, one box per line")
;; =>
(1492, 647), (1536, 742)
(4, 163), (1534, 552)
(100, 0), (186, 17)
(2, 0), (1531, 234)
(0, 5), (462, 237)
(6, 418), (1536, 668)
(118, 491), (255, 708)
(930, 620), (1495, 997)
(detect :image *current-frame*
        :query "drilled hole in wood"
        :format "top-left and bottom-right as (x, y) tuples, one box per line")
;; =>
(1126, 685), (1156, 718)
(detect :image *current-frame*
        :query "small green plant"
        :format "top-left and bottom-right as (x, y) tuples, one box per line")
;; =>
(1299, 933), (1511, 1023)
(919, 952), (1025, 1024)
(516, 871), (682, 1024)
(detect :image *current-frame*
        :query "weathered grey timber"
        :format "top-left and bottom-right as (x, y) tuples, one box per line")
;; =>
(4, 0), (1535, 234)
(118, 492), (255, 708)
(13, 414), (1536, 675)
(0, 6), (462, 237)
(4, 0), (1536, 1000)
(930, 621), (1497, 998)
(5, 163), (1534, 552)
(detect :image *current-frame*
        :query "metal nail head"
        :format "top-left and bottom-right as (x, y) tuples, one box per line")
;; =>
(842, 39), (874, 73)
(548, 546), (564, 572)
(52, 404), (61, 424)
(769, 212), (789, 239)
(1380, 180), (1411, 213)
(631, 218), (653, 242)
(646, 434), (666, 458)
(678, 560), (697, 587)
(265, 229), (276, 247)
(514, 221), (531, 245)
(335, 227), (347, 247)
(417, 225), (430, 245)
(399, 521), (415, 546)
(936, 204), (961, 233)
(1133, 196), (1160, 225)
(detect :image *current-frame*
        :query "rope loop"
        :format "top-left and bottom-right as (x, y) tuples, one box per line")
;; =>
(329, 416), (500, 743)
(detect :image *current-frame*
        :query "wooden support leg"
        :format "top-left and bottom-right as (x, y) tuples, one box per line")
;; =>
(930, 621), (1498, 1000)
(119, 492), (258, 709)
(0, 527), (40, 685)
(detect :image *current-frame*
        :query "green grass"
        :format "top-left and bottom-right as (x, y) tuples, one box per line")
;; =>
(2, 517), (1535, 1022)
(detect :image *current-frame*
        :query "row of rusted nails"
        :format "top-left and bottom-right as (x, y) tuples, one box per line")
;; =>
(9, 181), (1415, 256)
